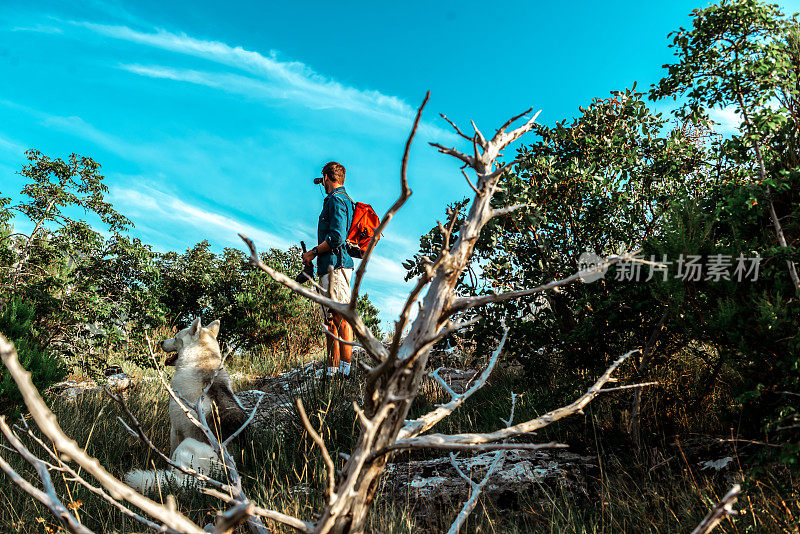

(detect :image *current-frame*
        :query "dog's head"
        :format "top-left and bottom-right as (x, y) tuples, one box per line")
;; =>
(161, 317), (221, 366)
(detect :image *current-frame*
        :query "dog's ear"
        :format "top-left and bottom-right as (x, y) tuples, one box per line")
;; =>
(189, 317), (202, 337)
(206, 319), (220, 339)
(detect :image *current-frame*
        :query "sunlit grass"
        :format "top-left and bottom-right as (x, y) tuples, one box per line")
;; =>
(1, 347), (798, 533)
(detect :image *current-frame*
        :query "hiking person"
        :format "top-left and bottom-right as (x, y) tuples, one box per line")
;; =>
(302, 161), (355, 377)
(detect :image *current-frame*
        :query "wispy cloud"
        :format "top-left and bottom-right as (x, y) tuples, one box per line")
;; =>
(41, 114), (144, 159)
(118, 63), (310, 106)
(75, 22), (419, 121)
(111, 185), (293, 250)
(366, 255), (412, 286)
(0, 133), (27, 156)
(11, 24), (63, 34)
(380, 230), (418, 252)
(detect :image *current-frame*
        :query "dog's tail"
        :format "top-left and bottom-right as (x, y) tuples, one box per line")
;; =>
(124, 468), (182, 493)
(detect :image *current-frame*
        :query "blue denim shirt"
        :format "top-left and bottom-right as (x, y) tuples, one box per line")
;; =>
(317, 186), (354, 277)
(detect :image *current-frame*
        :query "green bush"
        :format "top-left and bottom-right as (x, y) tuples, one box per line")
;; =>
(0, 297), (68, 417)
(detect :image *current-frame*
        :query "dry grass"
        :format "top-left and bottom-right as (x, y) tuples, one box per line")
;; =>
(0, 350), (798, 533)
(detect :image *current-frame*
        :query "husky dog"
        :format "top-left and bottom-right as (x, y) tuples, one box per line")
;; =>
(124, 438), (219, 493)
(160, 317), (245, 453)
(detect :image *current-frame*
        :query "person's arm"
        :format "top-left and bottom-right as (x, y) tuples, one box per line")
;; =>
(324, 195), (349, 250)
(303, 195), (348, 264)
(302, 241), (330, 265)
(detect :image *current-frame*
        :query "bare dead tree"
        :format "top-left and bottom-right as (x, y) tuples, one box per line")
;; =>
(238, 93), (652, 533)
(1, 94), (669, 534)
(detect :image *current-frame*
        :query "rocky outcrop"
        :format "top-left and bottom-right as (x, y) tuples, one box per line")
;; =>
(382, 449), (598, 530)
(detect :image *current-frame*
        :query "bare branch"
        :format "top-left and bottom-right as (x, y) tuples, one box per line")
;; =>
(443, 207), (459, 251)
(239, 233), (387, 361)
(0, 333), (207, 534)
(12, 418), (178, 534)
(439, 113), (473, 141)
(446, 251), (638, 316)
(470, 120), (487, 148)
(223, 391), (266, 448)
(377, 441), (566, 456)
(690, 484), (741, 534)
(104, 386), (230, 492)
(491, 203), (531, 218)
(461, 169), (479, 194)
(398, 328), (508, 440)
(0, 417), (92, 534)
(368, 263), (434, 393)
(447, 393), (519, 534)
(213, 502), (253, 534)
(430, 143), (477, 168)
(296, 399), (337, 503)
(321, 323), (363, 348)
(240, 234), (348, 316)
(495, 107), (534, 136)
(491, 109), (542, 149)
(599, 381), (659, 393)
(204, 488), (314, 534)
(447, 450), (503, 534)
(393, 349), (638, 449)
(351, 92), (431, 307)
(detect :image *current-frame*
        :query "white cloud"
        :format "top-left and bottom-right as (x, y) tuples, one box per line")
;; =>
(366, 255), (412, 286)
(379, 229), (417, 251)
(373, 293), (420, 327)
(41, 115), (143, 159)
(118, 64), (310, 106)
(78, 23), (410, 119)
(111, 185), (293, 250)
(0, 134), (27, 156)
(65, 21), (457, 142)
(708, 106), (741, 135)
(11, 24), (63, 34)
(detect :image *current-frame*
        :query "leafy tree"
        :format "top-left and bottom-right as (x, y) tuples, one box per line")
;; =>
(651, 0), (800, 290)
(156, 243), (322, 356)
(651, 0), (800, 460)
(356, 293), (382, 338)
(0, 151), (165, 374)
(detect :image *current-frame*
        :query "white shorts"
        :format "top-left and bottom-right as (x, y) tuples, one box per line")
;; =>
(318, 268), (352, 319)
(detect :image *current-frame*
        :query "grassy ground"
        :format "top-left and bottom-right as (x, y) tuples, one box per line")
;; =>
(0, 348), (798, 533)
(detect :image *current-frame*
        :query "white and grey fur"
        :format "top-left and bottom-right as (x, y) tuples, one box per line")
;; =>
(160, 317), (246, 453)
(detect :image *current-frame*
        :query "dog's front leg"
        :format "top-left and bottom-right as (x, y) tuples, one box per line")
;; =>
(170, 423), (181, 455)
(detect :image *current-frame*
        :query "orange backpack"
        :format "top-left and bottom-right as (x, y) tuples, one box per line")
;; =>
(346, 201), (380, 259)
(333, 190), (381, 259)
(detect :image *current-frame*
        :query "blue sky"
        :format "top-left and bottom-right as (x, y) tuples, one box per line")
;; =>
(2, 0), (799, 326)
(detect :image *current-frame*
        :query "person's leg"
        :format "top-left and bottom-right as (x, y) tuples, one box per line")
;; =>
(332, 313), (353, 376)
(325, 313), (340, 375)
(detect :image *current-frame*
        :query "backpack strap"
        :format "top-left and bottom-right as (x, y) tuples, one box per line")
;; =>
(329, 190), (355, 252)
(331, 189), (355, 205)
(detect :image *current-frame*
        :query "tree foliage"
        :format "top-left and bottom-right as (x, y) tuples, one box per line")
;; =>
(405, 0), (800, 461)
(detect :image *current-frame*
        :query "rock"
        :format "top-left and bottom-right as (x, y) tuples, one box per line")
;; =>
(381, 449), (598, 531)
(47, 371), (133, 401)
(698, 456), (734, 471)
(236, 361), (325, 434)
(105, 372), (132, 393)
